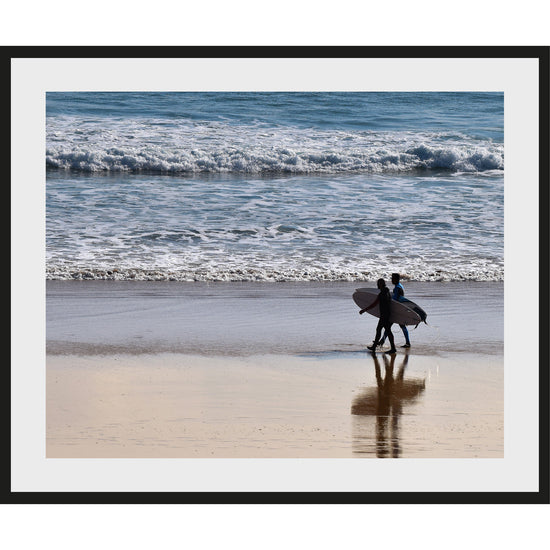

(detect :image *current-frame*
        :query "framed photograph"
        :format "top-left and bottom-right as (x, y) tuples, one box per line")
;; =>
(8, 46), (549, 503)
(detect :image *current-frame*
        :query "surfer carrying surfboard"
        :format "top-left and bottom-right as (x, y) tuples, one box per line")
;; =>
(360, 278), (397, 355)
(379, 273), (411, 349)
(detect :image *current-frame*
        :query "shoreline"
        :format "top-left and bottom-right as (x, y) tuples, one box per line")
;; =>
(47, 280), (504, 357)
(45, 269), (504, 283)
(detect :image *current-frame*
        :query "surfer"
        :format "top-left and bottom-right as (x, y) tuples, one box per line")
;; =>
(360, 278), (396, 355)
(379, 273), (411, 349)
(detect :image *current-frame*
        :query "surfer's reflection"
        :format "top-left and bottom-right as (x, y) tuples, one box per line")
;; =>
(351, 352), (425, 458)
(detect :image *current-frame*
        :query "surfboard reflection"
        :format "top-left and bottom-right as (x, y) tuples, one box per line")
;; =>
(351, 352), (426, 458)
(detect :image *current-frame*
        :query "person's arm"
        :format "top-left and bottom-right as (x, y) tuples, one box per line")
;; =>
(359, 296), (379, 314)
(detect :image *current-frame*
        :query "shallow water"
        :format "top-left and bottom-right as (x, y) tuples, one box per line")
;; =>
(46, 280), (504, 357)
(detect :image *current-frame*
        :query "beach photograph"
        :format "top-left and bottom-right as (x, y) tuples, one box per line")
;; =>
(45, 91), (505, 460)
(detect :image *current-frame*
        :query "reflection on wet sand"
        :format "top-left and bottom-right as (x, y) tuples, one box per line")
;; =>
(351, 352), (426, 458)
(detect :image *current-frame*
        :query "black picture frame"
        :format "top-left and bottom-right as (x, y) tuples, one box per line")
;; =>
(5, 46), (549, 505)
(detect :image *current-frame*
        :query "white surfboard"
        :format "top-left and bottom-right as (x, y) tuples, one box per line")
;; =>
(353, 288), (427, 327)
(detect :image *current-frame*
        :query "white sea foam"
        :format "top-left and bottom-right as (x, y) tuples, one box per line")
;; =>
(46, 116), (503, 175)
(46, 166), (504, 283)
(45, 264), (504, 282)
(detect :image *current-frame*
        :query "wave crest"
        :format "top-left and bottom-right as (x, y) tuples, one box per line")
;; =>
(46, 143), (503, 174)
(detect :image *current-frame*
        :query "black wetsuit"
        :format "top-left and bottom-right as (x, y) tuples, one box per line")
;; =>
(374, 287), (395, 349)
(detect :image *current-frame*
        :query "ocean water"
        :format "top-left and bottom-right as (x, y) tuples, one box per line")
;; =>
(46, 92), (504, 282)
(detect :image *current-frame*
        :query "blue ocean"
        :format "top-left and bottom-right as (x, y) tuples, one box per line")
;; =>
(46, 92), (504, 282)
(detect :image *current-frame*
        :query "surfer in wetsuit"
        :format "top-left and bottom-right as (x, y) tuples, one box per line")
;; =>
(379, 273), (411, 349)
(360, 278), (396, 355)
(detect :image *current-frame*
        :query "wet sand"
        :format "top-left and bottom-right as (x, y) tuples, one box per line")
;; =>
(47, 351), (503, 458)
(46, 281), (504, 458)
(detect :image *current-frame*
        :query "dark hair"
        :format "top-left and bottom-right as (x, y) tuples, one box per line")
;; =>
(377, 278), (386, 287)
(392, 273), (400, 281)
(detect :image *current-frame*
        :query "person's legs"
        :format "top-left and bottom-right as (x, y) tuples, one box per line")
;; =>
(374, 319), (384, 345)
(382, 325), (409, 347)
(368, 319), (385, 350)
(400, 324), (410, 347)
(385, 322), (396, 354)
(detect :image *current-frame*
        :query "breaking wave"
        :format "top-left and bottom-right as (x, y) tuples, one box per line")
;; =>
(46, 144), (503, 174)
(46, 116), (503, 175)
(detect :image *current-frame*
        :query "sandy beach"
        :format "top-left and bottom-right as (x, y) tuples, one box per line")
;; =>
(46, 281), (503, 458)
